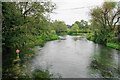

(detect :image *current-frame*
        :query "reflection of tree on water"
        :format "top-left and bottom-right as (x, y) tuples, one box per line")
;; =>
(90, 45), (118, 78)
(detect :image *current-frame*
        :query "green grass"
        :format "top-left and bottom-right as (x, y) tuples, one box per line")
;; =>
(77, 33), (87, 36)
(33, 69), (52, 78)
(51, 35), (60, 40)
(69, 32), (88, 36)
(71, 33), (77, 36)
(86, 34), (92, 40)
(57, 32), (67, 36)
(26, 34), (60, 48)
(106, 43), (120, 50)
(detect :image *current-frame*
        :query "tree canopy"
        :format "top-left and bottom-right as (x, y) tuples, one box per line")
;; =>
(90, 1), (119, 32)
(71, 23), (79, 30)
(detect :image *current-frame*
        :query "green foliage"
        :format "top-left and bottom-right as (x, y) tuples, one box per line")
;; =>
(72, 33), (77, 36)
(90, 37), (95, 41)
(86, 33), (94, 40)
(68, 30), (77, 35)
(52, 20), (67, 33)
(106, 32), (118, 43)
(68, 30), (89, 36)
(89, 1), (120, 47)
(77, 33), (87, 36)
(2, 1), (60, 79)
(69, 20), (90, 34)
(33, 69), (52, 78)
(79, 29), (90, 33)
(75, 20), (89, 30)
(66, 25), (72, 29)
(41, 31), (60, 41)
(57, 32), (67, 36)
(51, 35), (60, 40)
(51, 30), (56, 34)
(107, 43), (120, 50)
(33, 72), (51, 78)
(71, 23), (79, 31)
(103, 1), (117, 11)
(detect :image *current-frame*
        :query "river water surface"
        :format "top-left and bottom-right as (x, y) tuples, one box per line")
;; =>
(31, 35), (120, 78)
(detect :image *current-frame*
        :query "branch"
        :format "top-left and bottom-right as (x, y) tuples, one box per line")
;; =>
(23, 6), (33, 17)
(100, 16), (106, 28)
(111, 11), (118, 26)
(23, 3), (33, 19)
(106, 15), (111, 29)
(112, 17), (120, 30)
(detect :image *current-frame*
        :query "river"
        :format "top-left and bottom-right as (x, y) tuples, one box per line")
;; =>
(30, 35), (120, 78)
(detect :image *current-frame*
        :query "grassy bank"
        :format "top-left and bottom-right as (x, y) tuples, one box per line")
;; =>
(106, 43), (120, 50)
(86, 33), (120, 50)
(67, 31), (88, 36)
(70, 33), (88, 36)
(86, 33), (94, 41)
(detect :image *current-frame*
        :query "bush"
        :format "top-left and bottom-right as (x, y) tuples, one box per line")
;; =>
(106, 43), (120, 50)
(86, 34), (93, 40)
(51, 30), (56, 34)
(25, 41), (35, 48)
(57, 32), (67, 36)
(107, 37), (118, 43)
(72, 33), (77, 36)
(77, 33), (87, 36)
(90, 37), (95, 41)
(33, 69), (52, 78)
(79, 30), (88, 33)
(51, 35), (60, 40)
(68, 30), (77, 35)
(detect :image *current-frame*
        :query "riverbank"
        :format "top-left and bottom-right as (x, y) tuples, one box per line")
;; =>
(2, 34), (60, 79)
(86, 33), (120, 51)
(58, 30), (120, 51)
(60, 32), (120, 51)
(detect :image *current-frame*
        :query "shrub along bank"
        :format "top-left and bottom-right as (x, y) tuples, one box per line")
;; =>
(86, 33), (120, 50)
(3, 31), (60, 79)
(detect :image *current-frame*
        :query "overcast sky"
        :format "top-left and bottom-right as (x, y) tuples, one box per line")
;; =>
(50, 0), (118, 25)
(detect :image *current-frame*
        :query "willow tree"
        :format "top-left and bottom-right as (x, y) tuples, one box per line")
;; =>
(90, 1), (119, 33)
(90, 1), (120, 44)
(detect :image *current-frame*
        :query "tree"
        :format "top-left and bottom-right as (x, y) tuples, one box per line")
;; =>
(71, 23), (79, 30)
(75, 20), (88, 29)
(66, 25), (72, 29)
(18, 2), (55, 19)
(2, 1), (56, 54)
(90, 1), (119, 32)
(89, 1), (120, 44)
(2, 1), (57, 78)
(52, 20), (67, 33)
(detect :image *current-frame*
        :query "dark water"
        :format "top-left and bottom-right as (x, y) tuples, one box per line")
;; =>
(31, 35), (120, 78)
